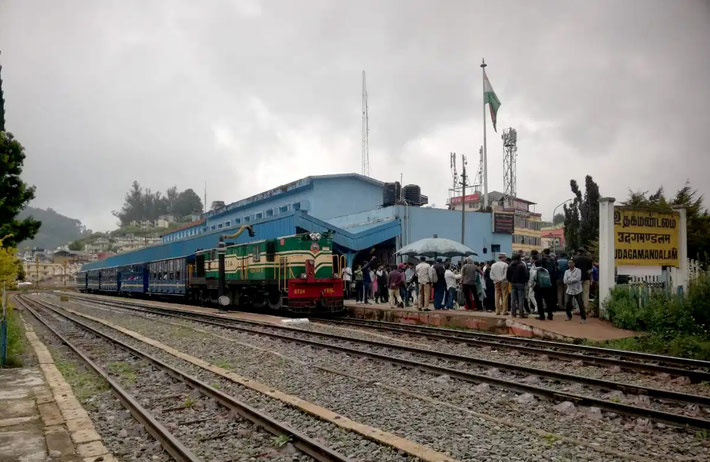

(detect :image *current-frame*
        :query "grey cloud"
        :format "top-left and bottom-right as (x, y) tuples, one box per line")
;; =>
(0, 0), (708, 230)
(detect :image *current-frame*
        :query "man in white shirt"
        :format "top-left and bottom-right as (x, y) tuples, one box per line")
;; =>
(489, 253), (509, 315)
(563, 259), (586, 323)
(341, 266), (352, 299)
(415, 258), (432, 310)
(444, 263), (462, 310)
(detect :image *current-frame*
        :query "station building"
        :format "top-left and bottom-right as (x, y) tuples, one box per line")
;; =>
(448, 190), (542, 254)
(85, 173), (512, 272)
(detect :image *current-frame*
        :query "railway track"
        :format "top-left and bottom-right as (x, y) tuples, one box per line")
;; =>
(17, 295), (351, 462)
(312, 317), (710, 381)
(56, 293), (710, 429)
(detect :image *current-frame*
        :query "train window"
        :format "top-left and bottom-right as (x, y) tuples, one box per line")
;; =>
(253, 245), (261, 262)
(176, 270), (181, 280)
(266, 240), (276, 262)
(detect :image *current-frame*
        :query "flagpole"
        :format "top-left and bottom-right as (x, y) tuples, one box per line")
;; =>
(481, 58), (489, 210)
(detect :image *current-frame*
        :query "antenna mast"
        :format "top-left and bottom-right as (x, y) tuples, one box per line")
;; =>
(473, 146), (484, 193)
(502, 127), (518, 202)
(361, 70), (369, 177)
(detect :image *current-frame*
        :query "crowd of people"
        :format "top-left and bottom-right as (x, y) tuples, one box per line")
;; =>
(341, 248), (599, 323)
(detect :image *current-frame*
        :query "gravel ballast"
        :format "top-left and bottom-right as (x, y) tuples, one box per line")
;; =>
(47, 295), (710, 461)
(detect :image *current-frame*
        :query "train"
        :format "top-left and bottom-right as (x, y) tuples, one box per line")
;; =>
(76, 226), (344, 314)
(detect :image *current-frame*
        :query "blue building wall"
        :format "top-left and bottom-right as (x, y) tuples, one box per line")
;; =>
(327, 205), (513, 260)
(164, 173), (386, 243)
(310, 176), (385, 220)
(400, 207), (512, 259)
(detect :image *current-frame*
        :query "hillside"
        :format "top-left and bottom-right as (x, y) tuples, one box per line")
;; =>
(16, 206), (87, 250)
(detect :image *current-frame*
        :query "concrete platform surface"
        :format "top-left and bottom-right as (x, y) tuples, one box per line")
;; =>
(344, 301), (639, 342)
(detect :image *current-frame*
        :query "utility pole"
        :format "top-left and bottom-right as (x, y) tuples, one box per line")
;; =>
(361, 70), (369, 177)
(459, 153), (468, 245)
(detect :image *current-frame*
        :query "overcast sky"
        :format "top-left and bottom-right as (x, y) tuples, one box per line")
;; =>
(1, 1), (709, 231)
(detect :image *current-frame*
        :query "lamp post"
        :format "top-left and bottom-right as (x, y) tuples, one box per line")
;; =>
(550, 198), (573, 253)
(552, 198), (573, 226)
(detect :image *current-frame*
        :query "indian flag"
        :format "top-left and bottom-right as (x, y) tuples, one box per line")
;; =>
(483, 69), (501, 132)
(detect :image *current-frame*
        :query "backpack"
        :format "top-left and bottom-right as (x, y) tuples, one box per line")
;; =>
(536, 267), (552, 289)
(428, 265), (438, 283)
(542, 256), (556, 275)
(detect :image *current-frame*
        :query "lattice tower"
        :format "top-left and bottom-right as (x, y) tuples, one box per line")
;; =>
(502, 127), (517, 200)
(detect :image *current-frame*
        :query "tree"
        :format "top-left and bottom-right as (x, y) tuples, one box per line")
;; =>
(553, 213), (565, 226)
(172, 188), (203, 218)
(0, 132), (41, 247)
(113, 181), (145, 226)
(563, 175), (600, 253)
(622, 183), (710, 262)
(0, 56), (5, 132)
(165, 186), (179, 216)
(68, 240), (84, 251)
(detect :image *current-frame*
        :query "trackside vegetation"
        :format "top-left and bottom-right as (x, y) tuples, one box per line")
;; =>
(599, 274), (710, 360)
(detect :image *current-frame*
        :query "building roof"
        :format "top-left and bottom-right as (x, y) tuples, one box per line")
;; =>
(165, 218), (205, 235)
(450, 190), (537, 206)
(204, 173), (384, 220)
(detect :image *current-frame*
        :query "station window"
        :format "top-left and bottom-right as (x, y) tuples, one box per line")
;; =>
(235, 218), (241, 224)
(266, 209), (273, 217)
(218, 224), (223, 229)
(211, 225), (216, 230)
(244, 216), (250, 222)
(491, 244), (501, 253)
(292, 202), (301, 211)
(225, 221), (231, 227)
(279, 205), (288, 213)
(255, 212), (263, 220)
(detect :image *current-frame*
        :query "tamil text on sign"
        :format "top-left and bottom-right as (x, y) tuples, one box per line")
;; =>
(614, 208), (680, 267)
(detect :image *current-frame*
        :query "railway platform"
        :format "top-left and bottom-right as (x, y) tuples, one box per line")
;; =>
(344, 300), (638, 342)
(0, 311), (114, 462)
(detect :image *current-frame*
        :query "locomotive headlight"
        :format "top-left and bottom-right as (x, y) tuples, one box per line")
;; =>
(309, 232), (321, 241)
(300, 273), (307, 279)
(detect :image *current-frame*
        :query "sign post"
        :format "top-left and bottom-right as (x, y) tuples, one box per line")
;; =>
(598, 198), (616, 318)
(1, 283), (7, 366)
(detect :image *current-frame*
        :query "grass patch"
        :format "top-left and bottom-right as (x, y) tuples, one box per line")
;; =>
(53, 356), (109, 406)
(591, 334), (710, 361)
(212, 359), (232, 369)
(107, 361), (138, 384)
(4, 304), (25, 367)
(541, 433), (562, 445)
(182, 395), (195, 408)
(272, 434), (291, 447)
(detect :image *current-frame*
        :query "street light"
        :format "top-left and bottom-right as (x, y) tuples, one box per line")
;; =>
(552, 198), (573, 227)
(550, 198), (573, 254)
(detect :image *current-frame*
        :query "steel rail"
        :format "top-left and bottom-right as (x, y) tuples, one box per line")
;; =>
(17, 297), (201, 462)
(53, 295), (710, 429)
(311, 317), (710, 382)
(20, 296), (352, 462)
(63, 295), (710, 407)
(316, 316), (710, 372)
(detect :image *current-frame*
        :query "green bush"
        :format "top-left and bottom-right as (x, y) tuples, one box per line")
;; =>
(604, 274), (710, 359)
(606, 274), (710, 336)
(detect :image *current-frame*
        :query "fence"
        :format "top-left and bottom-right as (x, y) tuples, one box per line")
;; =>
(622, 259), (705, 309)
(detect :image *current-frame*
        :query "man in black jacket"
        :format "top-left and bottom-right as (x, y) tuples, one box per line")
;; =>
(506, 254), (529, 318)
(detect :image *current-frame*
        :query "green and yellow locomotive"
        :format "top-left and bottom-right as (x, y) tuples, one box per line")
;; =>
(188, 228), (343, 313)
(78, 227), (344, 315)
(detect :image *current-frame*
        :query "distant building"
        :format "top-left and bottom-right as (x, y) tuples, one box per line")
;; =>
(448, 191), (542, 254)
(541, 226), (565, 252)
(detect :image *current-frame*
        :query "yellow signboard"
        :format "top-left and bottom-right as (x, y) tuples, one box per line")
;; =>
(614, 208), (680, 267)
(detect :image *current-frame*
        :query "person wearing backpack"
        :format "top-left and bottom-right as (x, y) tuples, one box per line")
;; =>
(532, 258), (554, 320)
